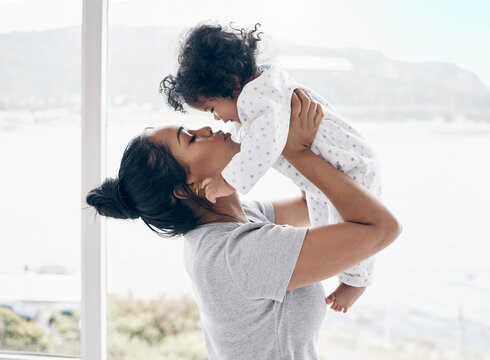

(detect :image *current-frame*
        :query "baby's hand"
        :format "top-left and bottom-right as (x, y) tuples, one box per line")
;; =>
(200, 176), (235, 203)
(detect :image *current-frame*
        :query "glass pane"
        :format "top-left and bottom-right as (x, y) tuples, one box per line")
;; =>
(105, 2), (490, 359)
(0, 1), (82, 356)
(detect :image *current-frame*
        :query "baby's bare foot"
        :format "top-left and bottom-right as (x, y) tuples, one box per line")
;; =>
(325, 283), (366, 313)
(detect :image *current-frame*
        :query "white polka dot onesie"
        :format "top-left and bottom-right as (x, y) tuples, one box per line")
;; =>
(221, 64), (382, 287)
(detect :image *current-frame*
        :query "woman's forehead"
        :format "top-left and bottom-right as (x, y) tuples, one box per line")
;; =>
(146, 126), (178, 143)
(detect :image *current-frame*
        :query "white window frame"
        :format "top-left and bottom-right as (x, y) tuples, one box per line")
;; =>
(81, 1), (108, 360)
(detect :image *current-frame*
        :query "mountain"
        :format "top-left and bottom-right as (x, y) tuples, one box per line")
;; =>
(0, 26), (489, 121)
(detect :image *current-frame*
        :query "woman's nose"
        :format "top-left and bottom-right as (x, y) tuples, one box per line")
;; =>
(199, 126), (213, 136)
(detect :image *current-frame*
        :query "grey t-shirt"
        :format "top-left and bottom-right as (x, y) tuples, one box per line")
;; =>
(183, 200), (326, 359)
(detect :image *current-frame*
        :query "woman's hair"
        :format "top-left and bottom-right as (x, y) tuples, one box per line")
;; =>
(160, 23), (263, 112)
(85, 134), (218, 238)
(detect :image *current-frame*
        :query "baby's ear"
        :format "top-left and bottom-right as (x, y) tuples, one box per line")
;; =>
(231, 75), (242, 91)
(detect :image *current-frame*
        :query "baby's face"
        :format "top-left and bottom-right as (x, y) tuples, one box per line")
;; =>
(192, 96), (241, 125)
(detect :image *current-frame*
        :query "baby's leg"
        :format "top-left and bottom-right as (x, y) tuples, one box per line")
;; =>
(326, 204), (374, 313)
(326, 283), (365, 313)
(305, 193), (368, 313)
(308, 120), (380, 311)
(307, 192), (376, 288)
(305, 192), (330, 227)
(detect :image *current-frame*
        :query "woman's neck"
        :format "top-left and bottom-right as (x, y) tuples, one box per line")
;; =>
(192, 192), (250, 225)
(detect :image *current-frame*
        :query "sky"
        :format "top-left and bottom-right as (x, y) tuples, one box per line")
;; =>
(1, 0), (489, 85)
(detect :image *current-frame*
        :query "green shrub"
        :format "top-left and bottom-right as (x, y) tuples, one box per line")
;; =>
(0, 306), (47, 352)
(109, 295), (201, 345)
(46, 308), (80, 354)
(107, 295), (207, 360)
(108, 329), (207, 360)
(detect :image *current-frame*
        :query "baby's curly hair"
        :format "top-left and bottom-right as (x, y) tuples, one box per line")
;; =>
(160, 23), (263, 112)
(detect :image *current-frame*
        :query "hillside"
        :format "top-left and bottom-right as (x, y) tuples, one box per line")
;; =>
(0, 26), (489, 121)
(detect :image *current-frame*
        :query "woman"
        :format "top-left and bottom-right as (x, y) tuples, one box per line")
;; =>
(87, 90), (401, 359)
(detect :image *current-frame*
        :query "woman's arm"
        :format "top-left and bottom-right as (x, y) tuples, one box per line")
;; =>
(285, 91), (402, 291)
(272, 190), (310, 227)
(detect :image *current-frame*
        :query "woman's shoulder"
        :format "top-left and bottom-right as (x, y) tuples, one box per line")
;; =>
(183, 200), (274, 241)
(241, 200), (275, 223)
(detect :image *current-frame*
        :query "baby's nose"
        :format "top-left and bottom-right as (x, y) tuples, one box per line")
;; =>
(213, 113), (220, 121)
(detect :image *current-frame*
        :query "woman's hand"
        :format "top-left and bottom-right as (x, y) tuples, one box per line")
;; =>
(283, 89), (324, 160)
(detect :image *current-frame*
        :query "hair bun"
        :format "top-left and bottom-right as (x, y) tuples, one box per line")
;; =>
(86, 178), (139, 220)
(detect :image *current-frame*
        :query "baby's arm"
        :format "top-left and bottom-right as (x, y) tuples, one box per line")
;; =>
(221, 113), (288, 195)
(200, 114), (286, 201)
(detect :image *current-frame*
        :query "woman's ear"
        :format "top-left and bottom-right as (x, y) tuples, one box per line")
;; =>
(173, 182), (200, 200)
(173, 184), (191, 200)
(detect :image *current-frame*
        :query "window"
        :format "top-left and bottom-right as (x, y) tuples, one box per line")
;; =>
(0, 0), (82, 357)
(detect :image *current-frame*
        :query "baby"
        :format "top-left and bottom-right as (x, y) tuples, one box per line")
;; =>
(161, 24), (382, 313)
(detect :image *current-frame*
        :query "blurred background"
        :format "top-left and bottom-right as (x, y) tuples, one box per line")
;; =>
(0, 0), (489, 359)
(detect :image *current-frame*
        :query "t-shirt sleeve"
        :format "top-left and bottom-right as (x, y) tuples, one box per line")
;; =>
(242, 200), (275, 223)
(225, 223), (307, 302)
(258, 201), (275, 223)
